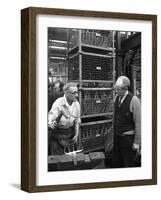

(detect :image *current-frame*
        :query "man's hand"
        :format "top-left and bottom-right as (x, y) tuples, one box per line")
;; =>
(61, 108), (69, 119)
(72, 134), (79, 142)
(132, 143), (140, 154)
(48, 121), (57, 129)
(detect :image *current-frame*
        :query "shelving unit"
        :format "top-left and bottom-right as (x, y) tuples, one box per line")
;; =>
(68, 29), (115, 153)
(132, 48), (141, 100)
(120, 32), (141, 100)
(48, 60), (68, 84)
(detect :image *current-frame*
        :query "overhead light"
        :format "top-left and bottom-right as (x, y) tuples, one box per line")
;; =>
(49, 46), (67, 50)
(120, 32), (126, 34)
(96, 33), (101, 37)
(50, 56), (66, 60)
(49, 39), (67, 44)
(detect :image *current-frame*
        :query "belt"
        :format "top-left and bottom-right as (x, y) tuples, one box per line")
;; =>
(122, 130), (135, 135)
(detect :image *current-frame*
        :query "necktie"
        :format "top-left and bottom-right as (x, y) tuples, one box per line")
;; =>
(118, 97), (122, 107)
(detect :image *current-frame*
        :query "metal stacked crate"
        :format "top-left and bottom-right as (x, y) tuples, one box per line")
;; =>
(68, 29), (115, 153)
(81, 29), (113, 48)
(80, 120), (112, 153)
(81, 89), (113, 116)
(68, 55), (113, 81)
(82, 55), (113, 80)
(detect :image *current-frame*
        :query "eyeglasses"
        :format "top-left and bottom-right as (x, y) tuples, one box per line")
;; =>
(68, 91), (79, 95)
(113, 87), (126, 91)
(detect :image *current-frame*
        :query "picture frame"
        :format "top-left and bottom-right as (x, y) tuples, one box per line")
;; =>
(21, 7), (157, 192)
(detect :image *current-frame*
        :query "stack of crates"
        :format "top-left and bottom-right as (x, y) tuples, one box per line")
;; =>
(68, 29), (115, 153)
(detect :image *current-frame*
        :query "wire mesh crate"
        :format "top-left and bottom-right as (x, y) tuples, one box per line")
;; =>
(68, 29), (113, 49)
(81, 89), (113, 116)
(68, 54), (113, 81)
(81, 30), (113, 48)
(80, 120), (112, 153)
(82, 55), (113, 80)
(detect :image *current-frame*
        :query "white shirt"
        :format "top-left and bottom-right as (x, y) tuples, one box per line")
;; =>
(48, 95), (81, 129)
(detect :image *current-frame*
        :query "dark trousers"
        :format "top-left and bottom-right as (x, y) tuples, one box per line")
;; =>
(48, 127), (74, 155)
(112, 134), (135, 168)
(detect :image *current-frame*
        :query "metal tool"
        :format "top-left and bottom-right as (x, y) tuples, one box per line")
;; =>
(64, 141), (83, 166)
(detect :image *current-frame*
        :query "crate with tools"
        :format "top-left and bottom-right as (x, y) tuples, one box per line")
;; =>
(80, 119), (113, 153)
(67, 29), (115, 155)
(68, 29), (113, 50)
(81, 89), (113, 116)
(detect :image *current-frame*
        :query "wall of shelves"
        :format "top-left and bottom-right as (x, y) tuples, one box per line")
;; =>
(120, 32), (141, 100)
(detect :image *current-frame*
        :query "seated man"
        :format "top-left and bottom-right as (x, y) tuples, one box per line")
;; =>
(48, 82), (81, 155)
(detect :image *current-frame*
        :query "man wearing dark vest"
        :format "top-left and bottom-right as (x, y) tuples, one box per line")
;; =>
(112, 76), (141, 168)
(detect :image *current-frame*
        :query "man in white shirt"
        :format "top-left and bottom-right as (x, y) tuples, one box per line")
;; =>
(48, 82), (81, 155)
(112, 76), (141, 167)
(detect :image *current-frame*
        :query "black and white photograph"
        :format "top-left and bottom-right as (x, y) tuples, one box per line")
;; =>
(47, 28), (141, 171)
(21, 7), (157, 192)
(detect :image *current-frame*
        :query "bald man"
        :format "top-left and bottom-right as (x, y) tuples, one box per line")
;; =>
(112, 76), (141, 168)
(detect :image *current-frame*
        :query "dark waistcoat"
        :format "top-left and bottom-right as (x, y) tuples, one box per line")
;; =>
(114, 92), (135, 135)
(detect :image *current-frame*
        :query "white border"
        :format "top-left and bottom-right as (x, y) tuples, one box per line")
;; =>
(36, 14), (152, 186)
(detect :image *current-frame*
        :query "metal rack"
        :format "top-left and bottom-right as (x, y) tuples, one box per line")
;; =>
(132, 48), (141, 100)
(48, 60), (68, 84)
(48, 28), (68, 84)
(68, 29), (116, 153)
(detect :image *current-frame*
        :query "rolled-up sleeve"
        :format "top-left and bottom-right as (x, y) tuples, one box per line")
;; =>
(130, 96), (141, 145)
(75, 102), (81, 124)
(48, 101), (60, 124)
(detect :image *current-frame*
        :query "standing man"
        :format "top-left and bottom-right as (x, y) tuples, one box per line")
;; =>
(48, 82), (81, 155)
(112, 76), (141, 168)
